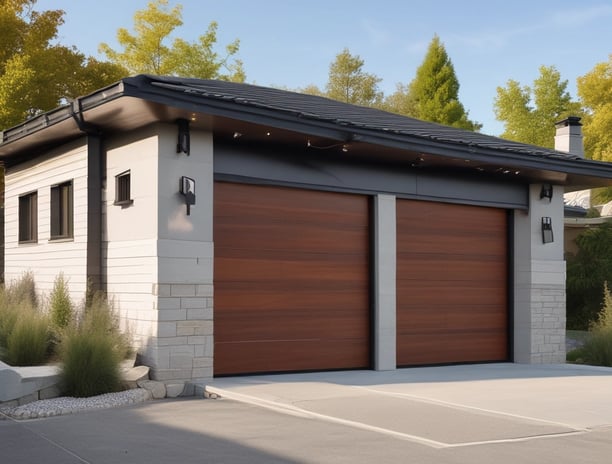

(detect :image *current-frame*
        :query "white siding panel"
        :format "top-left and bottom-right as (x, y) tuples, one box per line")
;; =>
(104, 128), (161, 351)
(4, 140), (88, 302)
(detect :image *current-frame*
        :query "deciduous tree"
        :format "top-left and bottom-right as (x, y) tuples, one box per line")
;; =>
(577, 55), (612, 162)
(0, 0), (126, 129)
(325, 48), (382, 106)
(494, 65), (581, 147)
(99, 0), (245, 81)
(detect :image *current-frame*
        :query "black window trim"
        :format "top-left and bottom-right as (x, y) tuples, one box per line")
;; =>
(114, 170), (134, 207)
(50, 180), (74, 241)
(18, 190), (38, 244)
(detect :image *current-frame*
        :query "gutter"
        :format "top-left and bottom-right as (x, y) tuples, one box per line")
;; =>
(70, 100), (105, 300)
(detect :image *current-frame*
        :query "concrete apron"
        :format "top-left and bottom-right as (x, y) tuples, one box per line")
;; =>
(206, 363), (612, 449)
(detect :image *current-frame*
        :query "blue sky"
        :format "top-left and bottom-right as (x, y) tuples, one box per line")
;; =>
(36, 0), (612, 136)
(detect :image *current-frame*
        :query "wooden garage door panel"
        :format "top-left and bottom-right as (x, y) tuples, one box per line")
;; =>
(216, 339), (370, 375)
(216, 255), (367, 282)
(214, 182), (370, 376)
(396, 305), (508, 331)
(215, 308), (369, 341)
(396, 330), (508, 365)
(397, 256), (506, 282)
(397, 199), (508, 366)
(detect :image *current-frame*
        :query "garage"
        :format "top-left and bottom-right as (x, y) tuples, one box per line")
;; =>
(213, 182), (371, 376)
(396, 199), (509, 366)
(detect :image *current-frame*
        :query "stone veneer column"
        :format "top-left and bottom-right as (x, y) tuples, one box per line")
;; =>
(514, 184), (566, 363)
(151, 279), (214, 382)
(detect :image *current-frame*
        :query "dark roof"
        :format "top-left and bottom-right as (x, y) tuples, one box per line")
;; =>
(1, 74), (612, 190)
(141, 75), (573, 159)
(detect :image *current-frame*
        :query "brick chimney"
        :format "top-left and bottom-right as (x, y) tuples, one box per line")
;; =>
(554, 116), (583, 158)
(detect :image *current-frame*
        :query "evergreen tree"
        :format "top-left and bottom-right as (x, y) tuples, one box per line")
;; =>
(386, 35), (480, 130)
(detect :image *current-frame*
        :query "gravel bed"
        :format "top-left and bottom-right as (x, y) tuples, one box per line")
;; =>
(0, 388), (152, 420)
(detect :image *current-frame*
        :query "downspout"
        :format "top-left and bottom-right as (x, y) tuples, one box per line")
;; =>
(71, 99), (104, 301)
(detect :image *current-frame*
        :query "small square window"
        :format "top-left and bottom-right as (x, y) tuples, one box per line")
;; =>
(50, 181), (73, 240)
(19, 191), (37, 243)
(114, 171), (133, 207)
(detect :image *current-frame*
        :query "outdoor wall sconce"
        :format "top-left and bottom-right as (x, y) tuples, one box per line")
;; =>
(542, 217), (554, 243)
(540, 183), (553, 201)
(179, 176), (196, 215)
(176, 119), (190, 155)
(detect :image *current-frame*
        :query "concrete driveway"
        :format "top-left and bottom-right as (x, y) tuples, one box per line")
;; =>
(206, 363), (612, 449)
(4, 363), (612, 464)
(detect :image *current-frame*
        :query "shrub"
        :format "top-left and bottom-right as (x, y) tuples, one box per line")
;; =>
(7, 271), (38, 308)
(566, 224), (612, 330)
(567, 329), (612, 367)
(59, 293), (131, 397)
(49, 273), (74, 329)
(5, 307), (50, 366)
(0, 274), (48, 365)
(567, 284), (612, 367)
(60, 330), (122, 397)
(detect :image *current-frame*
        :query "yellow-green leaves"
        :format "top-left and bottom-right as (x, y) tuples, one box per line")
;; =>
(99, 0), (244, 81)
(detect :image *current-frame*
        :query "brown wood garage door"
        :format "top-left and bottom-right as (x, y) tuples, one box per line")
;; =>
(214, 182), (371, 376)
(397, 199), (508, 366)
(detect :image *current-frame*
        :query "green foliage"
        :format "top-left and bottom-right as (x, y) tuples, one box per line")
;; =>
(591, 187), (612, 206)
(49, 273), (74, 329)
(100, 0), (244, 81)
(59, 330), (122, 397)
(567, 286), (612, 366)
(494, 65), (582, 146)
(0, 273), (51, 365)
(59, 292), (131, 397)
(385, 35), (481, 131)
(325, 48), (382, 106)
(0, 0), (126, 129)
(5, 307), (50, 366)
(577, 55), (612, 161)
(6, 271), (38, 308)
(566, 224), (612, 329)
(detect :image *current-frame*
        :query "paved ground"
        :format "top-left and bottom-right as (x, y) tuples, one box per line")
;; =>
(3, 363), (612, 463)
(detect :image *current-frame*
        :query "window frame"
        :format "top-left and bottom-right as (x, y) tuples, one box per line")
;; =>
(114, 170), (133, 207)
(50, 180), (74, 241)
(18, 191), (38, 244)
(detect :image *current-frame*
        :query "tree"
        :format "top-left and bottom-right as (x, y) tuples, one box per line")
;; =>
(386, 35), (480, 131)
(577, 55), (612, 161)
(567, 223), (612, 330)
(325, 48), (382, 106)
(99, 0), (245, 81)
(0, 0), (126, 129)
(494, 65), (581, 147)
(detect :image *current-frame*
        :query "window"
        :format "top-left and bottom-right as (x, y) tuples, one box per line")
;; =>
(114, 170), (133, 206)
(18, 192), (37, 243)
(50, 181), (73, 239)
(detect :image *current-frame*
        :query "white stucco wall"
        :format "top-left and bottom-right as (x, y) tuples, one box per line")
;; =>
(4, 140), (89, 303)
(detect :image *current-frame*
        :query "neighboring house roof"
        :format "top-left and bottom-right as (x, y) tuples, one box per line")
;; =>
(2, 74), (612, 190)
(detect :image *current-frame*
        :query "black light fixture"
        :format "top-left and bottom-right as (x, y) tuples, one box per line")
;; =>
(176, 119), (190, 155)
(542, 217), (554, 243)
(179, 176), (196, 215)
(540, 183), (553, 201)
